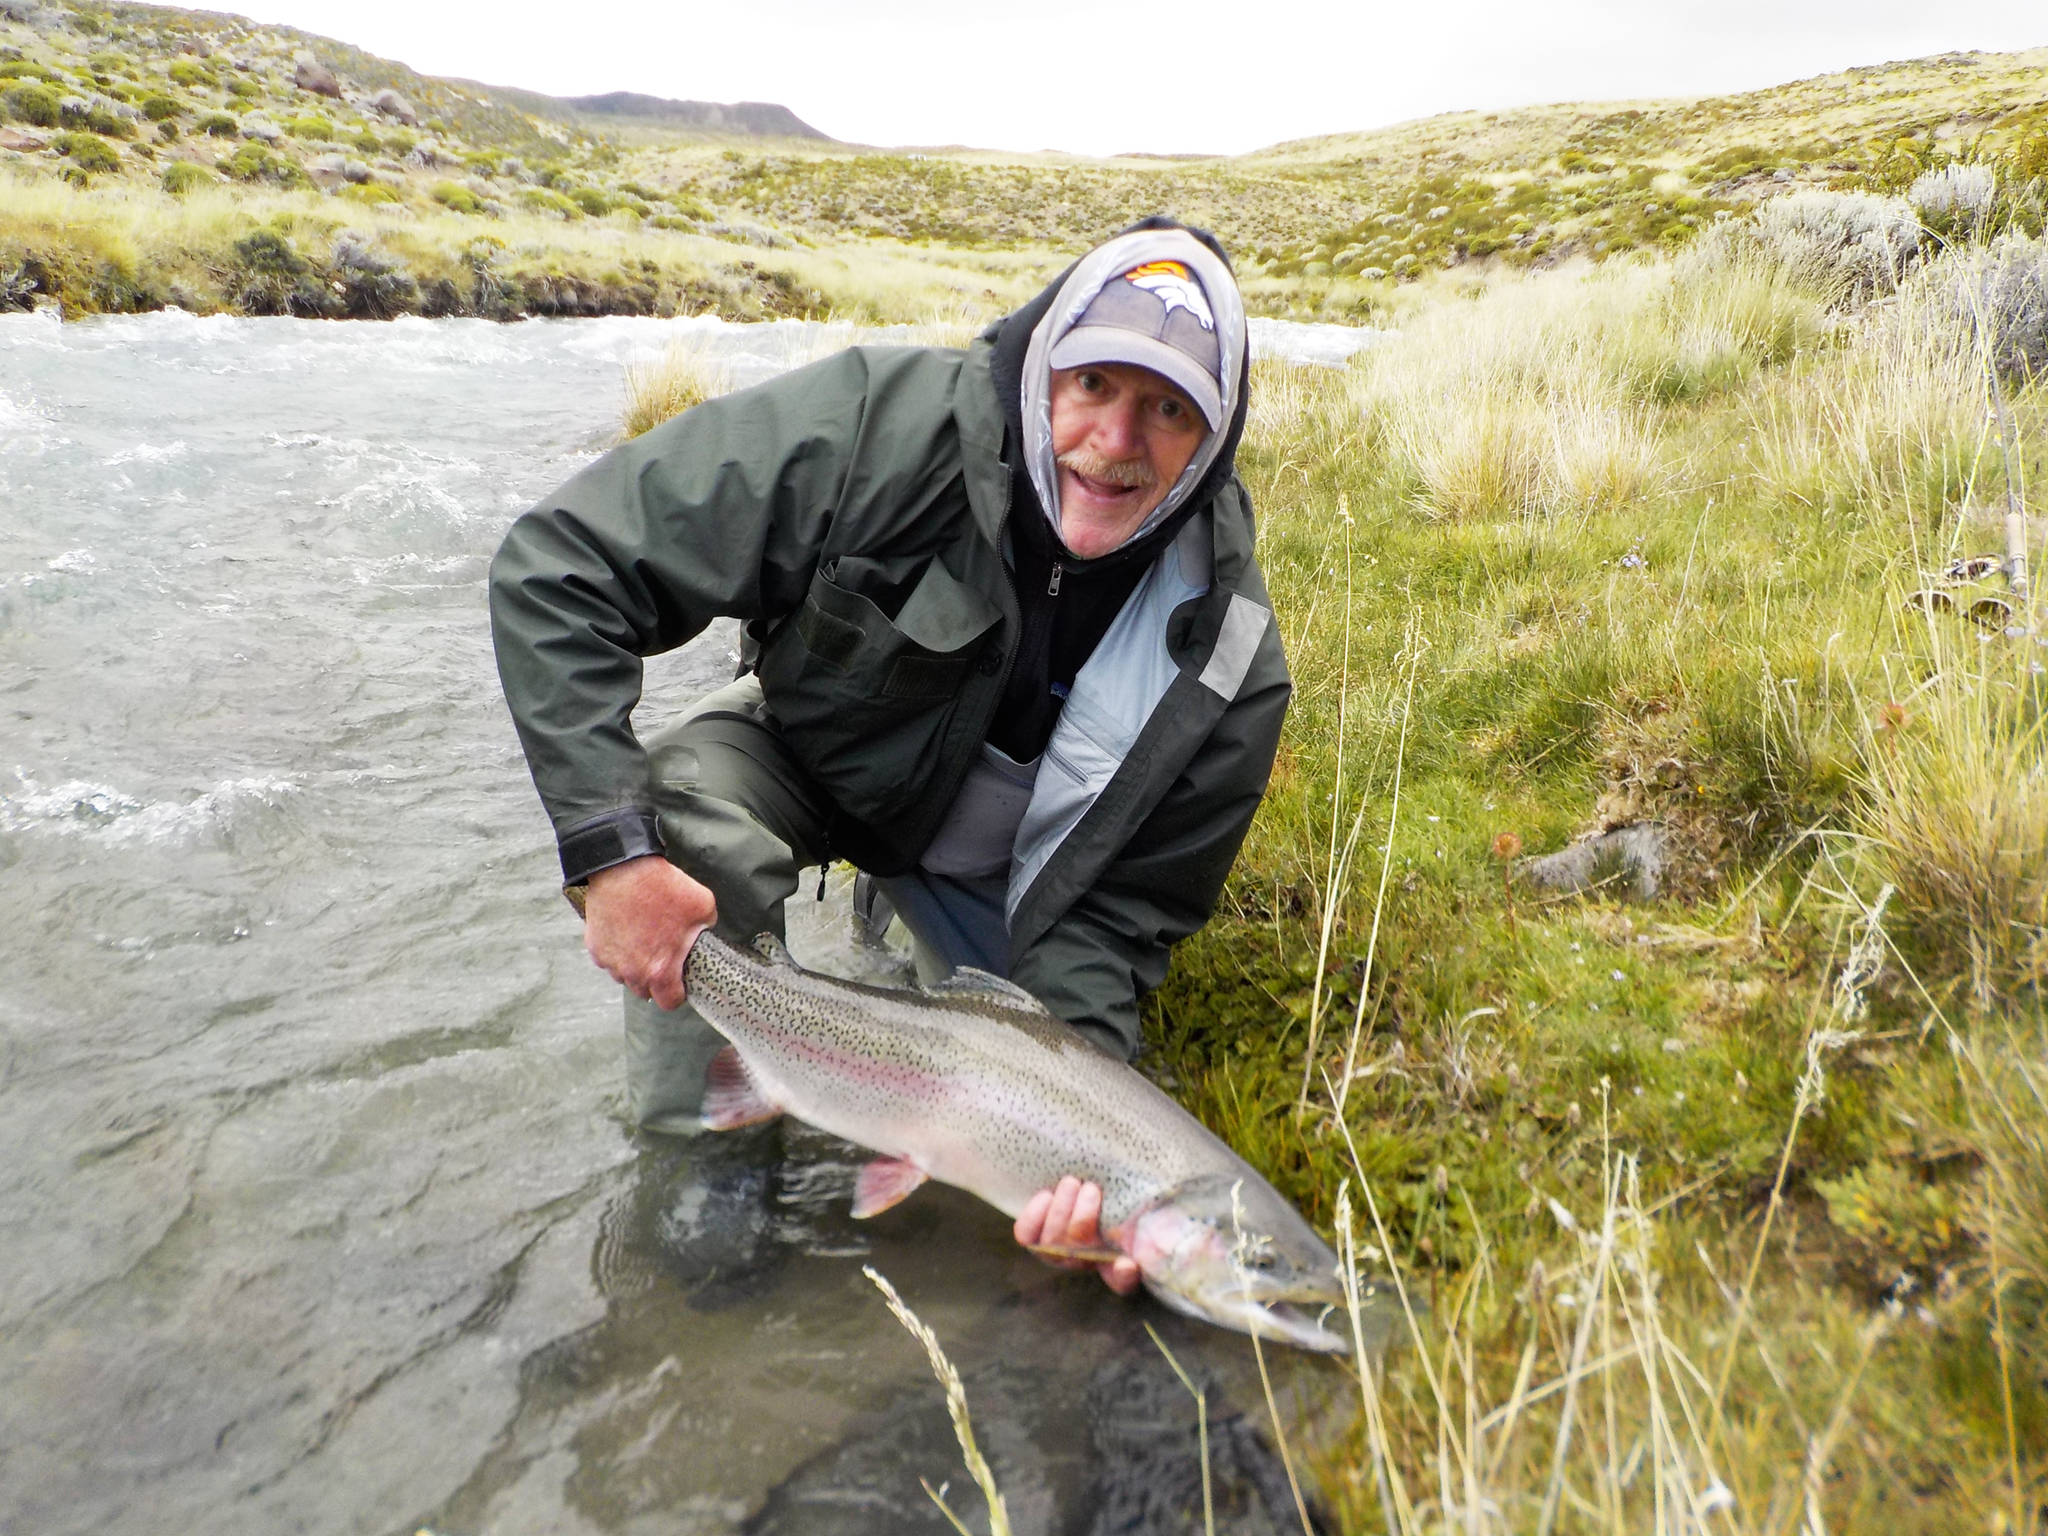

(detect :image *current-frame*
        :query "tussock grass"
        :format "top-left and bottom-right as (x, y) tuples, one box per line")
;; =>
(620, 339), (731, 439)
(1147, 213), (2048, 1531)
(1853, 627), (2048, 1000)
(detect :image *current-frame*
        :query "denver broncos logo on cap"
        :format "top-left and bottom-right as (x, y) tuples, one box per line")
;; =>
(1122, 260), (1216, 332)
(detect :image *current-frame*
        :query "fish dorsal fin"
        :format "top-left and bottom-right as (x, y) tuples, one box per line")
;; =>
(926, 967), (1051, 1015)
(748, 933), (798, 967)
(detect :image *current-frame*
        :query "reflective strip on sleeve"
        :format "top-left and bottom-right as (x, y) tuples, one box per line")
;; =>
(1196, 593), (1269, 700)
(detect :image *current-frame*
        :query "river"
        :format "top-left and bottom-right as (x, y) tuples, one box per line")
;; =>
(0, 310), (1375, 1536)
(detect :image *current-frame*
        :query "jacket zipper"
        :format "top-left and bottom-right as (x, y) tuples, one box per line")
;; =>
(1047, 561), (1062, 597)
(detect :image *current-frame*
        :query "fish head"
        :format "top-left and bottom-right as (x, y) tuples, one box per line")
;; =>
(1119, 1172), (1351, 1353)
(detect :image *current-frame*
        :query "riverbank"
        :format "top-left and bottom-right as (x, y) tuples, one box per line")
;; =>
(0, 171), (1054, 322)
(1154, 210), (2048, 1529)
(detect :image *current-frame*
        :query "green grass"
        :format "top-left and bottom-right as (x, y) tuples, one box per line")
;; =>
(1131, 204), (2048, 1531)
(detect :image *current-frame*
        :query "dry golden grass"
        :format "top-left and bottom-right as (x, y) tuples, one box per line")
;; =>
(620, 338), (732, 438)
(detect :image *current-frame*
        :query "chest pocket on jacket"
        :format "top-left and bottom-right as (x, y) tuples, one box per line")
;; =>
(795, 555), (1000, 699)
(759, 555), (1002, 828)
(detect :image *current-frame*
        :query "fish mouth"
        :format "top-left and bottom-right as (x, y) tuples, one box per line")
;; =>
(1243, 1296), (1351, 1353)
(1153, 1278), (1355, 1354)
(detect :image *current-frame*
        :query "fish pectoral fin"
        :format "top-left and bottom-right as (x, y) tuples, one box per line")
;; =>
(747, 933), (798, 968)
(700, 1046), (783, 1132)
(925, 968), (1051, 1015)
(850, 1156), (929, 1219)
(1025, 1240), (1126, 1265)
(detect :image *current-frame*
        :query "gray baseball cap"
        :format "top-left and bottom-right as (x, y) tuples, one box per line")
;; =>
(1045, 259), (1225, 429)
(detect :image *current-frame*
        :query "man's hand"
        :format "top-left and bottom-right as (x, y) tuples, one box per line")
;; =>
(1014, 1174), (1141, 1296)
(582, 855), (717, 1011)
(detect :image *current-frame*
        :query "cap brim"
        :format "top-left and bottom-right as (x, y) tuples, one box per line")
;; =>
(1047, 327), (1223, 431)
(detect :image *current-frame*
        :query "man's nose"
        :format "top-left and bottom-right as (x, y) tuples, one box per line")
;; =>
(1090, 399), (1144, 457)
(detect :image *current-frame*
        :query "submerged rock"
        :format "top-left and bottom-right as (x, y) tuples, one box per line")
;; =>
(1518, 823), (1668, 901)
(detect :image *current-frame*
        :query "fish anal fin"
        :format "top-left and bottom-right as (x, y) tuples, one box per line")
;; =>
(850, 1155), (929, 1219)
(927, 967), (1050, 1015)
(1025, 1240), (1126, 1265)
(700, 1045), (782, 1132)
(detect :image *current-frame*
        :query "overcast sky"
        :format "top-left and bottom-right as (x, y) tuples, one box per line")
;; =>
(197, 0), (2045, 156)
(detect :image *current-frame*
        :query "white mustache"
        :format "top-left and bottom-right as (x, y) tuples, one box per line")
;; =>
(1057, 449), (1156, 490)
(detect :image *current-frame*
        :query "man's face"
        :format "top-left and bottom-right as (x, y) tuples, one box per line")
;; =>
(1049, 362), (1209, 559)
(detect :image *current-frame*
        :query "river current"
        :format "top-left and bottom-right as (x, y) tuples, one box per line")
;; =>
(0, 310), (1374, 1536)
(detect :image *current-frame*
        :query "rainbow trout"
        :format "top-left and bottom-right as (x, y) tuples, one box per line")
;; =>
(683, 931), (1350, 1352)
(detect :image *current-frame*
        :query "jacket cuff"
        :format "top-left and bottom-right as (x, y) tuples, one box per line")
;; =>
(557, 808), (667, 886)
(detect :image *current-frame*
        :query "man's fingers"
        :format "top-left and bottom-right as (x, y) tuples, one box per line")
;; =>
(1070, 1179), (1104, 1240)
(1013, 1187), (1053, 1248)
(1103, 1256), (1142, 1296)
(648, 969), (686, 1010)
(1042, 1174), (1082, 1242)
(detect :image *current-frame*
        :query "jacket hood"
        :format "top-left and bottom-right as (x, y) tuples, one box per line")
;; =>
(989, 220), (1250, 559)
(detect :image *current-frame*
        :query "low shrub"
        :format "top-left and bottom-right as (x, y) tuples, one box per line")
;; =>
(139, 92), (180, 121)
(220, 142), (307, 187)
(52, 131), (120, 174)
(229, 226), (326, 315)
(327, 231), (417, 318)
(518, 186), (580, 219)
(429, 179), (481, 214)
(197, 111), (237, 137)
(166, 58), (208, 87)
(1753, 189), (1925, 301)
(1909, 232), (2048, 382)
(225, 77), (257, 99)
(338, 181), (400, 205)
(569, 186), (612, 217)
(71, 103), (134, 138)
(160, 158), (214, 195)
(3, 81), (60, 128)
(285, 113), (331, 139)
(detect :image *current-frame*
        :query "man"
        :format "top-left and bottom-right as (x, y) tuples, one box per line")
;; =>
(490, 218), (1290, 1290)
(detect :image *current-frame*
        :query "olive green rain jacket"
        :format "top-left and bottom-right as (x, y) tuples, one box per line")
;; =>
(490, 244), (1291, 1052)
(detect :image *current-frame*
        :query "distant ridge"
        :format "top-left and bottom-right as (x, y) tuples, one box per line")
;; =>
(565, 93), (830, 141)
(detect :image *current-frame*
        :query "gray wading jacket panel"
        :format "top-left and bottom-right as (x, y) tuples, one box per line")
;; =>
(489, 339), (1290, 1053)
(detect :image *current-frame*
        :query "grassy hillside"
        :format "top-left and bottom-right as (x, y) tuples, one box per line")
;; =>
(1162, 211), (2048, 1526)
(1, 0), (2042, 321)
